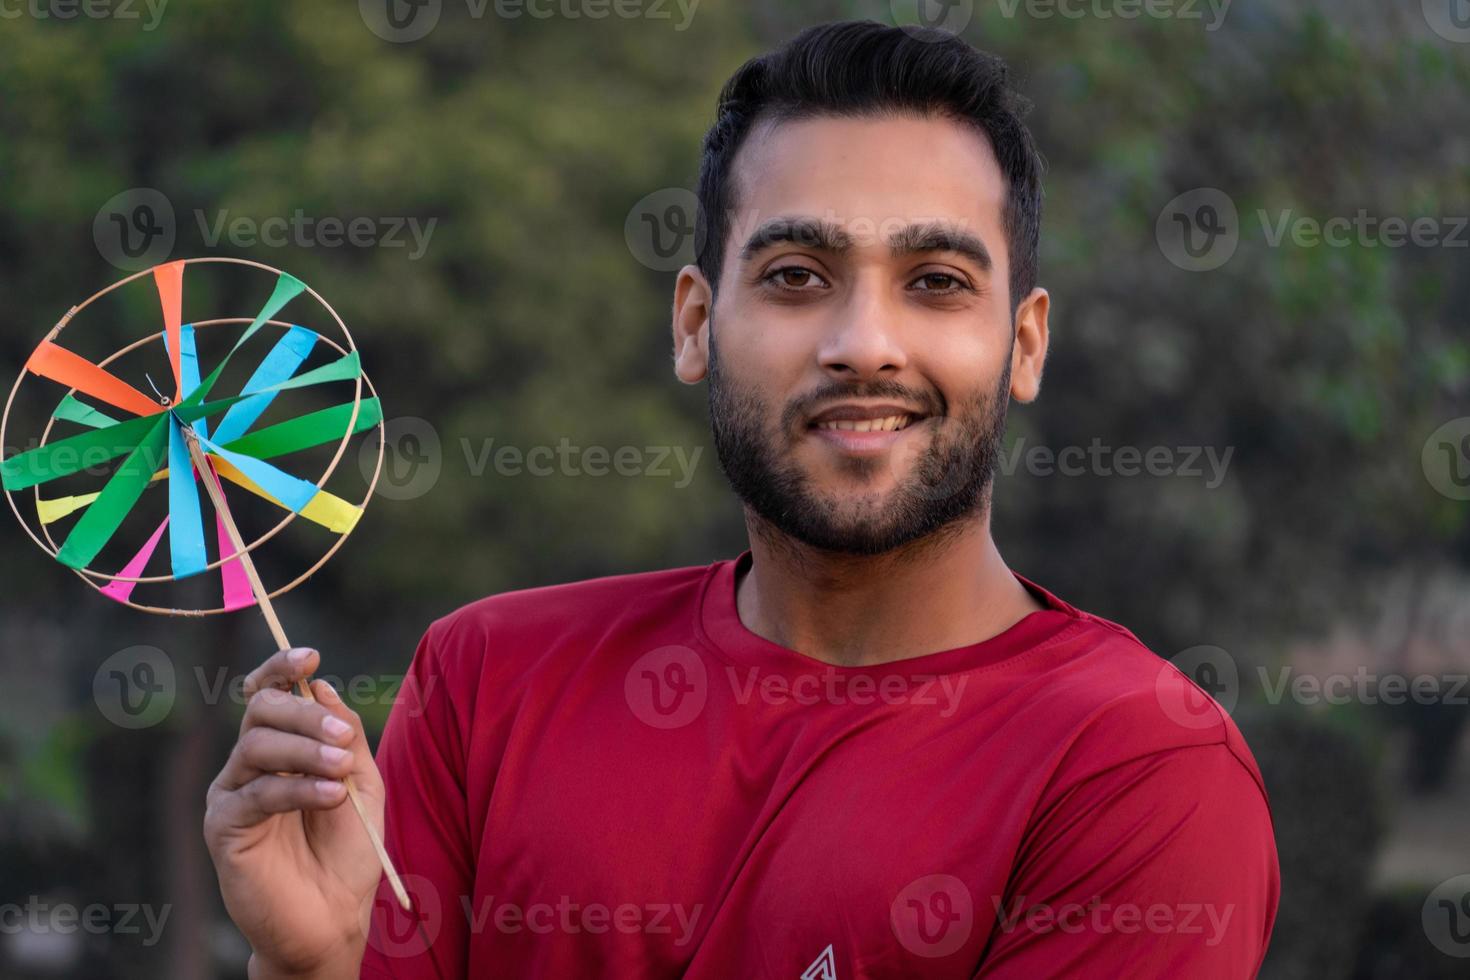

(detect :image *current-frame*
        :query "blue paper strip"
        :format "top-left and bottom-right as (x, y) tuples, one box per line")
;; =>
(162, 323), (208, 438)
(167, 415), (208, 579)
(210, 325), (319, 445)
(197, 433), (319, 514)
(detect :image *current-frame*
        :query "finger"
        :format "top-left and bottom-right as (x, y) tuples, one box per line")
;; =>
(242, 647), (320, 699)
(209, 773), (347, 828)
(312, 679), (376, 777)
(240, 686), (357, 749)
(221, 727), (356, 790)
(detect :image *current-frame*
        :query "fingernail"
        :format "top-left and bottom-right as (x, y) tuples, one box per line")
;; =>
(320, 745), (351, 765)
(288, 648), (312, 665)
(315, 779), (344, 797)
(322, 716), (351, 738)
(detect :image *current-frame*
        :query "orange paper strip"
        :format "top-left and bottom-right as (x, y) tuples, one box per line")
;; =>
(154, 260), (185, 397)
(26, 342), (163, 417)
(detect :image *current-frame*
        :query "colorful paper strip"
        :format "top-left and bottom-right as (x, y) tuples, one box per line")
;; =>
(25, 342), (162, 418)
(210, 325), (318, 445)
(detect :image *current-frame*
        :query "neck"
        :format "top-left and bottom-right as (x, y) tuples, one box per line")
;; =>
(736, 513), (1043, 667)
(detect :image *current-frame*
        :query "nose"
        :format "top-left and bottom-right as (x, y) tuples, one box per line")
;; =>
(816, 281), (908, 381)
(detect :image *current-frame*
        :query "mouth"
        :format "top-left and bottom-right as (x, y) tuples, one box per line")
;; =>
(811, 413), (918, 433)
(804, 404), (931, 455)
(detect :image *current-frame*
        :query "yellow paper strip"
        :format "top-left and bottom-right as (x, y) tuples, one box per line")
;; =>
(38, 468), (169, 524)
(210, 455), (361, 534)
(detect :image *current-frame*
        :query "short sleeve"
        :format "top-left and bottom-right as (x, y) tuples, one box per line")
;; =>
(975, 743), (1280, 979)
(360, 623), (474, 979)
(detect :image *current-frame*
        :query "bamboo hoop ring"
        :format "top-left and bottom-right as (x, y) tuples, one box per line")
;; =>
(0, 257), (386, 616)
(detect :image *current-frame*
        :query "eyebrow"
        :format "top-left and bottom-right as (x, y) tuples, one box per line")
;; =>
(738, 215), (992, 272)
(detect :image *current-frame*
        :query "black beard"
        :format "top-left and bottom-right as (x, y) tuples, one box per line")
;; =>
(707, 323), (1011, 557)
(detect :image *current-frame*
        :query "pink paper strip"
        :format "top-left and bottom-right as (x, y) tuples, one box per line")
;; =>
(215, 477), (256, 611)
(100, 516), (169, 604)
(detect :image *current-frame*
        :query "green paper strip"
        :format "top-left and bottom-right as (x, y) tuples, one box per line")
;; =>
(175, 350), (361, 423)
(2, 412), (163, 491)
(54, 394), (122, 429)
(180, 273), (307, 410)
(222, 396), (381, 460)
(57, 416), (169, 570)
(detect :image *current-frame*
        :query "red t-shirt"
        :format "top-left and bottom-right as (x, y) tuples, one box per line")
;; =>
(360, 553), (1279, 979)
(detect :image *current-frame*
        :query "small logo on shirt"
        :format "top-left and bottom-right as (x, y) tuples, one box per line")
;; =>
(800, 944), (837, 980)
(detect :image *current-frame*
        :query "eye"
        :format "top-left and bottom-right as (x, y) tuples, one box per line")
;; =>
(762, 265), (830, 291)
(911, 271), (973, 293)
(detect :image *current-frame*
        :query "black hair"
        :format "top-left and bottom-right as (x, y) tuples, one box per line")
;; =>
(696, 20), (1044, 310)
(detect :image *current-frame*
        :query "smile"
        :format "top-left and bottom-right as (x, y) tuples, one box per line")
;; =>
(813, 414), (915, 433)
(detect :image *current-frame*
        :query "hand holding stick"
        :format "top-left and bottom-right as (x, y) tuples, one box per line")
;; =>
(181, 423), (411, 911)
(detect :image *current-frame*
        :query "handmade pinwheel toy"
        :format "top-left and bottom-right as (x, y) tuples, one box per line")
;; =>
(0, 256), (409, 908)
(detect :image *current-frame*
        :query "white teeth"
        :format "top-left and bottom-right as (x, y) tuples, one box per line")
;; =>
(817, 415), (913, 432)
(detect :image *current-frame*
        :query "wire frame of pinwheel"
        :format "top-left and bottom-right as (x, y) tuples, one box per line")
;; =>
(0, 257), (385, 616)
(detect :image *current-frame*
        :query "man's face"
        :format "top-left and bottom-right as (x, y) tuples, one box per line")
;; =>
(687, 113), (1033, 555)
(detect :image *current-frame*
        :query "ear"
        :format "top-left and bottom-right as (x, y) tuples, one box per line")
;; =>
(1009, 287), (1050, 403)
(672, 263), (713, 384)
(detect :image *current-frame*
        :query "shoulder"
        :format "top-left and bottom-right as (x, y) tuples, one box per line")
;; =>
(1014, 577), (1270, 805)
(415, 560), (715, 683)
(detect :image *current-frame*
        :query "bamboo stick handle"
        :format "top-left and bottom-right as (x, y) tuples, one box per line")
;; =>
(181, 425), (411, 911)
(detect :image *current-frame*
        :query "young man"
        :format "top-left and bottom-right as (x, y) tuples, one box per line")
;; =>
(205, 21), (1279, 979)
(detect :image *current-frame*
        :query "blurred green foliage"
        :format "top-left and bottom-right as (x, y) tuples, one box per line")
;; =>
(0, 1), (1466, 977)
